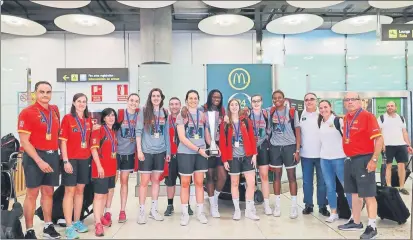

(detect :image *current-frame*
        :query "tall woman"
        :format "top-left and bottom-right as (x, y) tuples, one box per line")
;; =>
(60, 93), (92, 239)
(116, 93), (140, 223)
(90, 108), (120, 237)
(220, 99), (259, 221)
(135, 88), (171, 224)
(176, 90), (211, 226)
(318, 100), (352, 223)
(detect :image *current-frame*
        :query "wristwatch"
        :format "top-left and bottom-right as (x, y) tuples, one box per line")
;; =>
(296, 149), (300, 153)
(372, 158), (377, 162)
(63, 160), (69, 164)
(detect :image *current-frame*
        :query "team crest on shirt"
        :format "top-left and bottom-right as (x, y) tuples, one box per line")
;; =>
(354, 120), (358, 124)
(19, 121), (24, 127)
(72, 128), (79, 133)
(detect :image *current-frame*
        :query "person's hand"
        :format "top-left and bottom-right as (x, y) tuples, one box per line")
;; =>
(138, 151), (145, 161)
(165, 155), (171, 162)
(251, 155), (257, 168)
(198, 148), (209, 158)
(224, 162), (230, 171)
(294, 151), (300, 163)
(181, 106), (188, 118)
(37, 160), (54, 173)
(408, 146), (413, 154)
(63, 161), (73, 174)
(224, 115), (229, 123)
(366, 160), (377, 173)
(97, 165), (105, 178)
(93, 124), (101, 131)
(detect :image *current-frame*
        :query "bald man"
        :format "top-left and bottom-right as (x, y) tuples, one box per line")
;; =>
(378, 101), (412, 195)
(338, 92), (383, 239)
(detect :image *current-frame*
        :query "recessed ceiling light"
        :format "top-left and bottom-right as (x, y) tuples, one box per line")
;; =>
(347, 56), (359, 60)
(393, 55), (404, 59)
(287, 1), (344, 8)
(198, 14), (254, 36)
(332, 15), (393, 34)
(30, 0), (90, 9)
(54, 14), (115, 35)
(1, 15), (46, 36)
(116, 1), (176, 8)
(303, 56), (314, 60)
(266, 14), (323, 34)
(368, 66), (377, 70)
(368, 1), (412, 9)
(202, 1), (261, 9)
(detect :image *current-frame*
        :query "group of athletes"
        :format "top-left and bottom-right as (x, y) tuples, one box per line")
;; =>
(18, 80), (394, 239)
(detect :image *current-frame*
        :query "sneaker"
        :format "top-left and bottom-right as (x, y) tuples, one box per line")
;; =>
(273, 206), (281, 217)
(137, 211), (147, 225)
(149, 209), (164, 221)
(319, 207), (330, 217)
(188, 205), (194, 216)
(164, 205), (174, 216)
(245, 208), (260, 221)
(103, 212), (112, 224)
(65, 226), (79, 239)
(400, 188), (410, 195)
(197, 212), (208, 224)
(25, 230), (37, 239)
(180, 213), (190, 226)
(338, 219), (364, 231)
(233, 209), (241, 221)
(100, 216), (111, 227)
(360, 226), (378, 239)
(290, 206), (298, 219)
(302, 206), (313, 215)
(210, 204), (220, 218)
(73, 221), (88, 233)
(264, 205), (272, 215)
(326, 214), (339, 223)
(118, 211), (127, 223)
(43, 225), (61, 239)
(94, 223), (104, 237)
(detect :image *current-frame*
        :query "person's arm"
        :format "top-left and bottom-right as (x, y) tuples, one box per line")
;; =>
(90, 129), (104, 178)
(294, 110), (301, 152)
(247, 119), (257, 155)
(177, 124), (199, 152)
(377, 117), (386, 152)
(135, 110), (144, 159)
(402, 124), (413, 152)
(164, 115), (171, 156)
(59, 116), (69, 162)
(367, 114), (384, 172)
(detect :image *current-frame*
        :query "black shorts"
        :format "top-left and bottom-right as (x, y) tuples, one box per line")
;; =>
(22, 150), (60, 189)
(229, 156), (255, 175)
(257, 140), (270, 166)
(117, 153), (135, 172)
(385, 145), (409, 164)
(93, 176), (116, 194)
(208, 156), (224, 169)
(139, 152), (166, 174)
(61, 158), (91, 186)
(165, 155), (179, 187)
(177, 153), (208, 176)
(269, 144), (297, 169)
(344, 154), (376, 198)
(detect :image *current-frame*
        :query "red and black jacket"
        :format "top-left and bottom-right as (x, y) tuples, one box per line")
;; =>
(219, 117), (257, 162)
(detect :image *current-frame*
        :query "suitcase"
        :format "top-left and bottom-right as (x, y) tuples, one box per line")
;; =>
(391, 156), (412, 187)
(1, 208), (24, 239)
(376, 183), (410, 224)
(336, 176), (351, 219)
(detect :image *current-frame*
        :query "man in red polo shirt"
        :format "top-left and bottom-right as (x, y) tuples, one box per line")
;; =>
(338, 92), (383, 240)
(18, 81), (61, 239)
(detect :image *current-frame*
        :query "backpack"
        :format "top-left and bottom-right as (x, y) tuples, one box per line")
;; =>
(224, 118), (250, 146)
(1, 134), (20, 164)
(318, 116), (343, 136)
(269, 107), (296, 137)
(379, 114), (405, 124)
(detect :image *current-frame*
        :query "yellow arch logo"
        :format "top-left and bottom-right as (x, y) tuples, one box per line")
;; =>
(228, 68), (250, 90)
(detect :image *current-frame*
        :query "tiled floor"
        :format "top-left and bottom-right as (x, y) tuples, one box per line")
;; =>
(17, 175), (412, 239)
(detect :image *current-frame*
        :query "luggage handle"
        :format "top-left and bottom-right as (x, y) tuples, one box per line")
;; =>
(406, 155), (413, 169)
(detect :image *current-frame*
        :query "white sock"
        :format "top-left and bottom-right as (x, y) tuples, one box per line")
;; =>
(275, 195), (281, 208)
(209, 197), (214, 206)
(214, 190), (220, 204)
(139, 204), (145, 213)
(182, 204), (189, 215)
(246, 200), (254, 210)
(368, 218), (376, 229)
(151, 200), (158, 211)
(264, 198), (270, 208)
(104, 207), (111, 213)
(196, 203), (204, 214)
(232, 198), (240, 211)
(44, 222), (53, 229)
(291, 196), (297, 207)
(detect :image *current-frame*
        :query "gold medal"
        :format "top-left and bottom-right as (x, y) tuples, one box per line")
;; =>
(154, 133), (160, 139)
(81, 142), (87, 148)
(194, 134), (200, 140)
(46, 133), (52, 140)
(130, 138), (136, 143)
(345, 138), (350, 144)
(111, 152), (116, 158)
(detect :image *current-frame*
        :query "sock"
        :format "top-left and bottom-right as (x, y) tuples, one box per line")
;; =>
(264, 198), (270, 208)
(331, 213), (338, 218)
(182, 204), (189, 215)
(291, 196), (297, 207)
(214, 190), (220, 204)
(209, 197), (215, 206)
(197, 203), (204, 214)
(275, 195), (281, 207)
(104, 207), (111, 213)
(168, 198), (173, 206)
(151, 200), (158, 211)
(44, 222), (53, 229)
(232, 198), (240, 211)
(246, 200), (254, 210)
(139, 204), (145, 212)
(368, 218), (376, 229)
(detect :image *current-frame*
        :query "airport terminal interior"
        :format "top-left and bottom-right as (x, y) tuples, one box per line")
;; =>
(1, 0), (413, 239)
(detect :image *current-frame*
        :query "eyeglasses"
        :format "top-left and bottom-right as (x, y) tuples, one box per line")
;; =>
(252, 100), (261, 103)
(304, 98), (316, 102)
(343, 98), (360, 102)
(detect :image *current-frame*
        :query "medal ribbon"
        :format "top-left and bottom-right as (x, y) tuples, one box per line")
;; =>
(126, 111), (137, 138)
(39, 107), (53, 137)
(345, 108), (363, 141)
(74, 115), (87, 143)
(103, 125), (116, 154)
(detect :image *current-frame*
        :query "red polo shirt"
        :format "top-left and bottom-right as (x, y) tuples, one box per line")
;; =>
(17, 102), (60, 151)
(59, 114), (93, 160)
(168, 115), (178, 155)
(343, 109), (381, 157)
(90, 126), (118, 178)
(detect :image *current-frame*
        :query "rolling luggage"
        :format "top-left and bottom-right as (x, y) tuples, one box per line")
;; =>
(1, 207), (24, 239)
(376, 183), (410, 224)
(336, 176), (351, 219)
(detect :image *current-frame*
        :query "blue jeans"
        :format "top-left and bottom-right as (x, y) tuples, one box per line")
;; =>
(320, 158), (352, 210)
(301, 157), (327, 208)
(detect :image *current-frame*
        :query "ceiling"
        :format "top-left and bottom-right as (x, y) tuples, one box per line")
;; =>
(1, 0), (413, 33)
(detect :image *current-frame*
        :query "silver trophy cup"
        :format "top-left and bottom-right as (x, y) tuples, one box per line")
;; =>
(207, 111), (220, 156)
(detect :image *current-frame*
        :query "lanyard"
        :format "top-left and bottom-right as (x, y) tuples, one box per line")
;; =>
(74, 115), (87, 143)
(233, 120), (241, 142)
(169, 115), (177, 132)
(345, 108), (363, 140)
(189, 110), (199, 133)
(275, 108), (287, 132)
(125, 111), (137, 138)
(154, 110), (161, 133)
(251, 110), (263, 137)
(39, 108), (53, 136)
(103, 125), (116, 154)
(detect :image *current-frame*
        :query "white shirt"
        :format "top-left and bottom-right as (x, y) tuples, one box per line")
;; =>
(378, 113), (407, 146)
(299, 109), (321, 158)
(320, 115), (346, 159)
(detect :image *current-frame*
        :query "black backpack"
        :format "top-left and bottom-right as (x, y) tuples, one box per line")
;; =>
(379, 114), (405, 124)
(318, 116), (343, 136)
(1, 134), (20, 164)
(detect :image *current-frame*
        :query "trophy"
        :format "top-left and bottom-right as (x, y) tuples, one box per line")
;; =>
(207, 111), (220, 156)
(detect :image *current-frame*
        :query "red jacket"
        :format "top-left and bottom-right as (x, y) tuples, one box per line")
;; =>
(219, 118), (257, 162)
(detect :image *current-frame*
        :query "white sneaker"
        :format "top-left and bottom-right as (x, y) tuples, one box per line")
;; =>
(149, 210), (164, 221)
(233, 209), (241, 221)
(290, 206), (298, 219)
(197, 212), (208, 224)
(245, 208), (260, 221)
(210, 204), (220, 218)
(325, 214), (339, 223)
(180, 213), (190, 226)
(137, 211), (147, 225)
(273, 206), (281, 217)
(264, 205), (272, 215)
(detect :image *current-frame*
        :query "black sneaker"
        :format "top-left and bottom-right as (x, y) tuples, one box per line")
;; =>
(338, 219), (364, 231)
(164, 205), (174, 216)
(25, 230), (37, 239)
(43, 225), (61, 239)
(360, 226), (377, 239)
(302, 206), (313, 215)
(319, 207), (331, 217)
(400, 188), (410, 195)
(188, 205), (194, 216)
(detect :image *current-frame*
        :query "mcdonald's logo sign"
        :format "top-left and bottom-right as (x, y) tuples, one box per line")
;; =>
(228, 68), (251, 90)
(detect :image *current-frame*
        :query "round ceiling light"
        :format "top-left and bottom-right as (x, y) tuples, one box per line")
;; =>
(29, 0), (91, 9)
(116, 1), (176, 8)
(287, 1), (344, 8)
(54, 14), (115, 35)
(1, 15), (46, 36)
(332, 15), (393, 34)
(368, 1), (412, 9)
(202, 1), (261, 9)
(198, 14), (254, 36)
(266, 14), (324, 34)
